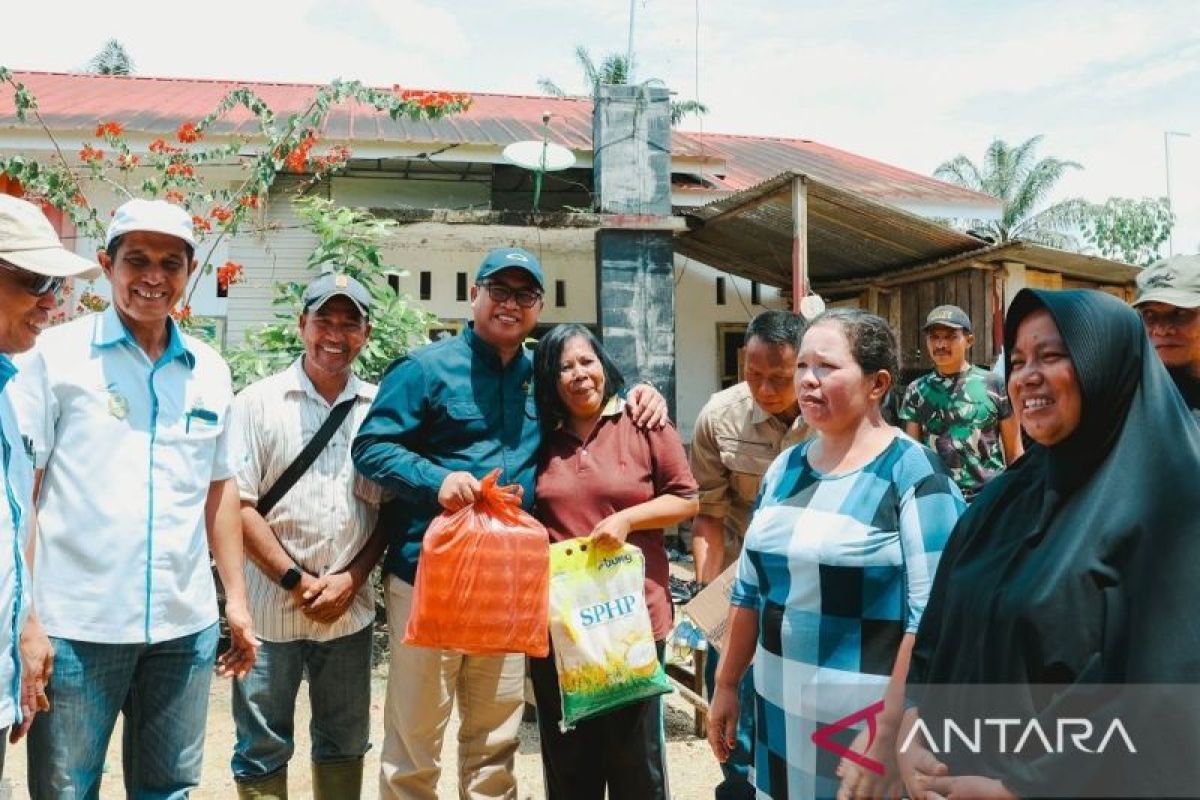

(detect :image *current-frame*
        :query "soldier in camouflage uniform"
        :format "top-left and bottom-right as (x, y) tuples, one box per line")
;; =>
(899, 305), (1023, 499)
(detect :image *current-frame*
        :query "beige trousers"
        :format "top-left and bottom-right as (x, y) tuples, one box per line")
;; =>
(379, 575), (525, 800)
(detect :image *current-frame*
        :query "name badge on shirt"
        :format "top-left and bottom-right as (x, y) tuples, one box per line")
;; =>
(106, 384), (129, 420)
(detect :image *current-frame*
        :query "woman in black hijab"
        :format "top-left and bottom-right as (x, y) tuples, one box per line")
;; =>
(897, 288), (1200, 799)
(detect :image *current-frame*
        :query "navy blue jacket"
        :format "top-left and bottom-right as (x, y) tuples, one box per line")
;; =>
(351, 327), (540, 583)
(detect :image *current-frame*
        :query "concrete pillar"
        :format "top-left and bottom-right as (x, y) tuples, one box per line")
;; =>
(593, 84), (676, 415)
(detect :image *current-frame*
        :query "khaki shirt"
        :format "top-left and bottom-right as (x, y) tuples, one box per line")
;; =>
(689, 382), (807, 567)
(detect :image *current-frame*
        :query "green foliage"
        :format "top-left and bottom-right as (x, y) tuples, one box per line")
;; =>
(87, 40), (135, 76)
(934, 135), (1084, 247)
(223, 197), (435, 391)
(537, 46), (708, 127)
(1077, 196), (1174, 266)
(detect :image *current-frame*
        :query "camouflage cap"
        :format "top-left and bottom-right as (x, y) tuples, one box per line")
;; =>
(1134, 254), (1200, 309)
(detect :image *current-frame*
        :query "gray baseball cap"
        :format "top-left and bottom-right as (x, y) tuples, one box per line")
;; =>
(302, 272), (371, 317)
(923, 304), (972, 332)
(1134, 254), (1200, 309)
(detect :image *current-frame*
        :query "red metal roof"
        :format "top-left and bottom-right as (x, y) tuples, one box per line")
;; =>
(1, 71), (997, 208)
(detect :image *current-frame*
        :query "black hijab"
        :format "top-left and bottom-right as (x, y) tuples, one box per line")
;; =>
(908, 289), (1200, 795)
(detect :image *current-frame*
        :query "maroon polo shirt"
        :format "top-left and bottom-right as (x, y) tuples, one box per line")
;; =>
(535, 402), (698, 640)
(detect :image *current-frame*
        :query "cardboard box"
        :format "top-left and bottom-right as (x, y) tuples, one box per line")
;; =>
(681, 562), (738, 653)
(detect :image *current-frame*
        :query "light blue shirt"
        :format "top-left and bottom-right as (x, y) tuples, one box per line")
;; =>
(0, 354), (32, 729)
(11, 307), (235, 644)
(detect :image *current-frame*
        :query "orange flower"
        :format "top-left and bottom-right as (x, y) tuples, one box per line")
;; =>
(216, 261), (244, 291)
(79, 144), (104, 163)
(170, 304), (192, 322)
(166, 162), (195, 178)
(238, 194), (260, 210)
(176, 122), (202, 144)
(116, 153), (140, 170)
(209, 206), (233, 224)
(149, 138), (170, 154)
(191, 215), (213, 233)
(95, 121), (124, 138)
(164, 190), (186, 204)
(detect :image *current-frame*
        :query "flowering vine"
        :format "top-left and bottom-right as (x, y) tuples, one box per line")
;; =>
(0, 66), (472, 321)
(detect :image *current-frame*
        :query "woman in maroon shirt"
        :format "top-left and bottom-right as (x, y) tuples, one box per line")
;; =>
(531, 323), (698, 800)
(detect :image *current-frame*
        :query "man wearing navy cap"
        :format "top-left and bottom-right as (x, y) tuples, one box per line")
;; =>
(899, 304), (1022, 499)
(229, 272), (387, 799)
(354, 246), (667, 799)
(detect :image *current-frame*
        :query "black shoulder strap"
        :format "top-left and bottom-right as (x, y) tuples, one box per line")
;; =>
(256, 397), (356, 516)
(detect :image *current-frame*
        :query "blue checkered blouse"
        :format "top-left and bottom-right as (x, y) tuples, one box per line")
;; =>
(730, 435), (964, 800)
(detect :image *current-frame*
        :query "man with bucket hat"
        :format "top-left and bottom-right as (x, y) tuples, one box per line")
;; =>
(0, 195), (97, 777)
(1133, 254), (1200, 414)
(899, 304), (1023, 499)
(354, 246), (668, 799)
(229, 271), (387, 800)
(15, 197), (258, 798)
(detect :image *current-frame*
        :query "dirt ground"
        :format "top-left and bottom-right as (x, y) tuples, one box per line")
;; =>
(2, 666), (722, 799)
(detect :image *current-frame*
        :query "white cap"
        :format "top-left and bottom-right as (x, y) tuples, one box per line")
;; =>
(0, 195), (100, 278)
(106, 198), (196, 250)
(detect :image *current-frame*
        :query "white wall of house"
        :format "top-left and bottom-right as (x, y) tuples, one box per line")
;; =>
(672, 256), (788, 439)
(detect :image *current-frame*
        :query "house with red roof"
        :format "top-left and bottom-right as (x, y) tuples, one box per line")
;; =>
(0, 70), (1133, 433)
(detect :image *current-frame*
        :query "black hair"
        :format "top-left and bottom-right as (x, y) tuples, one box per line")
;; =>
(106, 234), (195, 264)
(533, 323), (626, 435)
(745, 309), (805, 350)
(810, 307), (900, 379)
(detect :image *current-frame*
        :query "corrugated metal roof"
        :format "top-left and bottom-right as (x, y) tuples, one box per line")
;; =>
(676, 171), (993, 287)
(676, 172), (1135, 289)
(1, 71), (998, 208)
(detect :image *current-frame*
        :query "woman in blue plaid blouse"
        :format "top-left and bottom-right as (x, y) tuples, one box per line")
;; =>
(708, 309), (965, 800)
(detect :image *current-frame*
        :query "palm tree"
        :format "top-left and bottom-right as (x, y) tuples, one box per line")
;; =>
(538, 46), (708, 127)
(87, 40), (135, 75)
(934, 136), (1086, 247)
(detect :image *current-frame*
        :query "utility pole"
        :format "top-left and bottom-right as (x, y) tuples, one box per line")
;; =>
(1165, 130), (1191, 256)
(626, 0), (637, 82)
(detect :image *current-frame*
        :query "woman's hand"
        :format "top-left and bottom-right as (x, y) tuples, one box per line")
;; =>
(896, 708), (949, 800)
(590, 512), (632, 549)
(837, 725), (905, 800)
(707, 683), (741, 762)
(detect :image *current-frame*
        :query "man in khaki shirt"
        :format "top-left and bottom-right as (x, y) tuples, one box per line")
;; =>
(689, 309), (806, 800)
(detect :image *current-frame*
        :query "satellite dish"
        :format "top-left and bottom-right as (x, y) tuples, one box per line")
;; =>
(502, 140), (576, 172)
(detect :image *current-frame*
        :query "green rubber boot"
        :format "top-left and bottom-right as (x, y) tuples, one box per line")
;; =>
(235, 767), (288, 800)
(312, 757), (364, 800)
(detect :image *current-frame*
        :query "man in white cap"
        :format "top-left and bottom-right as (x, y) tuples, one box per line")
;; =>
(15, 198), (258, 798)
(230, 272), (386, 800)
(0, 195), (98, 777)
(1133, 254), (1200, 414)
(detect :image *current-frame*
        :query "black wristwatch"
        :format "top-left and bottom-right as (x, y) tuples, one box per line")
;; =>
(280, 566), (304, 591)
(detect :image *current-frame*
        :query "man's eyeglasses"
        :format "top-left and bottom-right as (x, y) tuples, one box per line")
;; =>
(477, 282), (543, 309)
(0, 260), (65, 297)
(1139, 307), (1200, 330)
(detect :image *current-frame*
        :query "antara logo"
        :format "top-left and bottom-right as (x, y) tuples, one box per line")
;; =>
(811, 701), (887, 775)
(811, 701), (1137, 776)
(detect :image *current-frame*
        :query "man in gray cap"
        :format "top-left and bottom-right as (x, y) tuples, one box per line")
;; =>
(354, 246), (667, 799)
(0, 195), (97, 776)
(229, 271), (386, 800)
(899, 304), (1022, 499)
(1134, 254), (1200, 413)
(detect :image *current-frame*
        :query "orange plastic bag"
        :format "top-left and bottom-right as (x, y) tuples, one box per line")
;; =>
(403, 469), (550, 657)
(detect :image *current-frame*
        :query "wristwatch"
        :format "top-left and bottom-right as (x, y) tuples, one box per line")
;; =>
(280, 566), (304, 591)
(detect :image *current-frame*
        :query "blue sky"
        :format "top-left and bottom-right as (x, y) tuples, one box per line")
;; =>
(7, 0), (1199, 255)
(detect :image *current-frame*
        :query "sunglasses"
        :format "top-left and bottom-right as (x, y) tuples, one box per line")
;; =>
(0, 260), (65, 297)
(477, 281), (543, 309)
